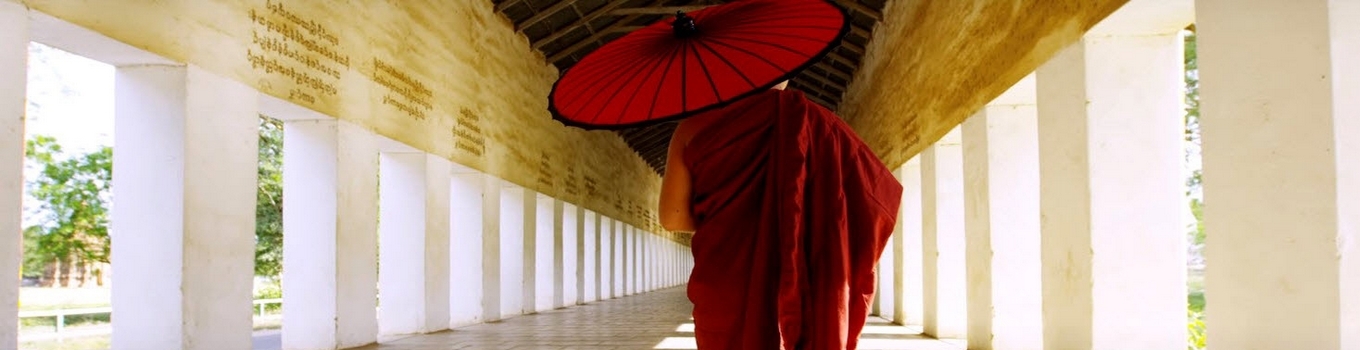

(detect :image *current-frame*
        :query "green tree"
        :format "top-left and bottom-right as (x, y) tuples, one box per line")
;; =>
(23, 135), (113, 286)
(255, 116), (284, 277)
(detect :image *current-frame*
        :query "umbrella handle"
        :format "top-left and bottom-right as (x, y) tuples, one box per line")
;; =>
(673, 11), (699, 38)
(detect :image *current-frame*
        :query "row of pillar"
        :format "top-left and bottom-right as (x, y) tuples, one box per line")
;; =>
(0, 4), (696, 349)
(873, 0), (1357, 349)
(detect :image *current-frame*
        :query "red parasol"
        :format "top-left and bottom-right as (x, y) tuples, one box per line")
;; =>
(548, 0), (850, 129)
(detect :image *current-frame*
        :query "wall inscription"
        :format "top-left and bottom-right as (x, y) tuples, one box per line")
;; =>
(453, 107), (486, 158)
(372, 58), (432, 120)
(245, 0), (347, 106)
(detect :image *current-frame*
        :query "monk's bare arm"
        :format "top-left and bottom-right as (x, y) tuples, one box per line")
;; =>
(659, 122), (697, 233)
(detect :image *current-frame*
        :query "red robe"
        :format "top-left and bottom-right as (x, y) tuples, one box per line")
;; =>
(682, 89), (904, 349)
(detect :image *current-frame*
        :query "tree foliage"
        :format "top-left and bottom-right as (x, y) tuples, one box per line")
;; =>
(255, 116), (284, 277)
(22, 135), (113, 285)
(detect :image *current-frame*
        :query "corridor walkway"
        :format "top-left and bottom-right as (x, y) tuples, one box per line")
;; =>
(335, 287), (962, 350)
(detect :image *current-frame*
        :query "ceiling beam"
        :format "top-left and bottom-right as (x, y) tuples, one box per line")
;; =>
(532, 0), (634, 51)
(825, 51), (858, 71)
(799, 67), (843, 91)
(547, 0), (671, 62)
(834, 0), (881, 21)
(495, 0), (521, 12)
(814, 60), (854, 82)
(517, 1), (578, 33)
(610, 5), (713, 16)
(792, 77), (841, 101)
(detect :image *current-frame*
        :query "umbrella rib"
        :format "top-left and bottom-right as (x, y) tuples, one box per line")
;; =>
(714, 30), (840, 45)
(645, 44), (683, 122)
(565, 48), (664, 118)
(681, 43), (689, 113)
(612, 42), (679, 124)
(693, 40), (756, 90)
(590, 48), (669, 125)
(704, 39), (791, 74)
(707, 35), (812, 59)
(689, 42), (724, 107)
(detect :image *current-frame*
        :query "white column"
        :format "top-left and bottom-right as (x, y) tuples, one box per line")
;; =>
(558, 202), (576, 308)
(898, 158), (925, 326)
(479, 176), (502, 321)
(0, 3), (25, 348)
(920, 127), (965, 339)
(650, 233), (658, 290)
(620, 224), (630, 296)
(280, 118), (380, 349)
(1036, 2), (1190, 347)
(499, 186), (527, 315)
(532, 194), (552, 312)
(420, 156), (452, 332)
(1199, 0), (1359, 348)
(601, 216), (613, 299)
(585, 211), (599, 302)
(962, 74), (1042, 350)
(614, 219), (622, 295)
(575, 206), (588, 304)
(378, 153), (451, 335)
(633, 226), (642, 293)
(111, 65), (259, 350)
(450, 169), (487, 327)
(876, 230), (895, 319)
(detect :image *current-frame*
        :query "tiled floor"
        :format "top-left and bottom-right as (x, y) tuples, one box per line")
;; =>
(353, 286), (964, 350)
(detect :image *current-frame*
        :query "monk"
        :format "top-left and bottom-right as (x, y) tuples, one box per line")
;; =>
(659, 81), (904, 349)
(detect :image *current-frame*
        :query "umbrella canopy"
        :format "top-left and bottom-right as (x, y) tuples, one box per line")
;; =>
(548, 0), (851, 130)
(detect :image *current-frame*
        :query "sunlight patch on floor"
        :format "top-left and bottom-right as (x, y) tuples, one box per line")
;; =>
(654, 336), (699, 349)
(861, 325), (914, 335)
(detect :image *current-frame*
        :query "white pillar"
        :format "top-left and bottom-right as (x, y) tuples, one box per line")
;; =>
(0, 4), (25, 348)
(1036, 2), (1190, 347)
(575, 206), (588, 304)
(1198, 0), (1359, 347)
(585, 211), (599, 302)
(558, 202), (575, 308)
(479, 176), (502, 321)
(532, 194), (552, 312)
(633, 226), (642, 294)
(450, 169), (487, 327)
(962, 74), (1042, 350)
(378, 153), (451, 335)
(621, 224), (630, 296)
(499, 186), (527, 315)
(614, 220), (625, 297)
(920, 127), (966, 339)
(111, 65), (259, 350)
(898, 158), (925, 326)
(280, 118), (380, 350)
(601, 216), (613, 299)
(876, 230), (895, 319)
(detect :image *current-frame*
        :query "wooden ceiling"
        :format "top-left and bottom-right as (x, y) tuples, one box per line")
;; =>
(493, 0), (887, 173)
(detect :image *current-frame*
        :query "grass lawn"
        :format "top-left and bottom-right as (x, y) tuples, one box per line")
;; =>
(20, 336), (110, 350)
(1188, 272), (1205, 313)
(19, 287), (111, 311)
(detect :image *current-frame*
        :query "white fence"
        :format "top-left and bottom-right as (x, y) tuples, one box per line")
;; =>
(18, 298), (283, 340)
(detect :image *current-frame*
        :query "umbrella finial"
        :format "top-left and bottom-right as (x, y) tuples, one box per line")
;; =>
(673, 11), (699, 38)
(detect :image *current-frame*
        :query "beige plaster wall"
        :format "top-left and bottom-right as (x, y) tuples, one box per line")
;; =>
(842, 0), (1129, 169)
(17, 0), (678, 241)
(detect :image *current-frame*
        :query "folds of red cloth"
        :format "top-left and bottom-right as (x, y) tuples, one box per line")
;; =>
(682, 89), (903, 349)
